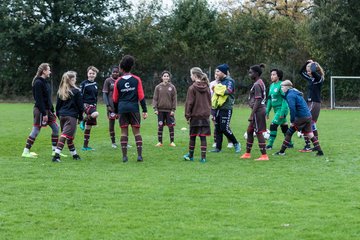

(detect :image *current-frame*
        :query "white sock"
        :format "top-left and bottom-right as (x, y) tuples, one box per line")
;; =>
(23, 148), (30, 153)
(70, 150), (77, 156)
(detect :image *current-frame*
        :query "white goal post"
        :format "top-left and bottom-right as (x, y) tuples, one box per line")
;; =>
(330, 76), (360, 109)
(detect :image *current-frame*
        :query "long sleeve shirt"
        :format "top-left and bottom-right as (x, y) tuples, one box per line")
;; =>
(32, 77), (54, 115)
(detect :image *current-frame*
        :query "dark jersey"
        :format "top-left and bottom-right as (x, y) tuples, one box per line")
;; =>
(300, 62), (324, 103)
(80, 80), (98, 104)
(112, 73), (147, 114)
(55, 88), (84, 121)
(32, 77), (53, 115)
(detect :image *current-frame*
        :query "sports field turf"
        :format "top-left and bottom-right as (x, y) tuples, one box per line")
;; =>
(0, 103), (359, 239)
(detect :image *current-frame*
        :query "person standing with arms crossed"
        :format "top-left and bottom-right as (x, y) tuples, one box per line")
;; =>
(113, 55), (148, 163)
(210, 64), (241, 153)
(152, 70), (177, 147)
(21, 63), (61, 158)
(265, 68), (293, 150)
(53, 71), (83, 162)
(103, 66), (120, 148)
(79, 66), (99, 151)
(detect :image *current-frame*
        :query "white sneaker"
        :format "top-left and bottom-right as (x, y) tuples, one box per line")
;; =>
(112, 143), (117, 148)
(227, 142), (234, 148)
(212, 143), (217, 148)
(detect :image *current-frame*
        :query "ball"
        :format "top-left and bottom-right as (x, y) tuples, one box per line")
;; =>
(297, 131), (304, 138)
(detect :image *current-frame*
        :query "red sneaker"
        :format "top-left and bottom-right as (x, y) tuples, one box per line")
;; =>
(240, 153), (251, 159)
(255, 154), (269, 161)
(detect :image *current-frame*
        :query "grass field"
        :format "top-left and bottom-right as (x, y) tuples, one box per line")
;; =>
(0, 103), (359, 239)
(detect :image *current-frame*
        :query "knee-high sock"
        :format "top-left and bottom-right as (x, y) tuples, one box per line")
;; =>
(120, 136), (128, 157)
(84, 129), (91, 147)
(189, 136), (196, 157)
(157, 125), (163, 143)
(310, 136), (322, 151)
(135, 135), (143, 157)
(257, 134), (267, 155)
(200, 136), (207, 159)
(67, 138), (76, 155)
(169, 126), (174, 143)
(109, 119), (115, 144)
(55, 136), (66, 154)
(268, 123), (279, 147)
(246, 131), (254, 153)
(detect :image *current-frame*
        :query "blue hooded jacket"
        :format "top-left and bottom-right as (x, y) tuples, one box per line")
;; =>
(284, 88), (311, 123)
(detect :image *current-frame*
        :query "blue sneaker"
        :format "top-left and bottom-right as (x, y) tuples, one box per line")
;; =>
(209, 148), (221, 153)
(82, 147), (94, 151)
(79, 121), (85, 131)
(200, 158), (206, 163)
(234, 143), (241, 153)
(183, 153), (194, 161)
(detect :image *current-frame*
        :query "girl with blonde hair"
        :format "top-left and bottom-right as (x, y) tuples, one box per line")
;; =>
(183, 67), (211, 163)
(53, 71), (84, 162)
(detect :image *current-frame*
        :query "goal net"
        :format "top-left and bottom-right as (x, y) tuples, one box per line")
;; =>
(330, 76), (360, 109)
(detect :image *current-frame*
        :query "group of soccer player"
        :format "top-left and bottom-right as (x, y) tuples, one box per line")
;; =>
(21, 55), (325, 163)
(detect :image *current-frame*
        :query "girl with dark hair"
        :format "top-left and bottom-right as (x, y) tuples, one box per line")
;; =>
(113, 55), (148, 162)
(183, 67), (211, 163)
(53, 71), (84, 162)
(22, 63), (61, 158)
(240, 64), (269, 161)
(152, 71), (177, 147)
(103, 66), (120, 148)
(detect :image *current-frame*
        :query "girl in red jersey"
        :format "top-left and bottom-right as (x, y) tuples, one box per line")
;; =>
(113, 55), (148, 163)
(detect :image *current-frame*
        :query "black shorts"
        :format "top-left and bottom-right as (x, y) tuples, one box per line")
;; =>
(294, 116), (312, 134)
(84, 104), (97, 126)
(33, 107), (57, 128)
(307, 101), (321, 122)
(59, 116), (77, 139)
(119, 112), (141, 128)
(189, 118), (211, 136)
(157, 111), (175, 127)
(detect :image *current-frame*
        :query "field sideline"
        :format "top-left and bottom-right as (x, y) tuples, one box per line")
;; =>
(0, 103), (359, 239)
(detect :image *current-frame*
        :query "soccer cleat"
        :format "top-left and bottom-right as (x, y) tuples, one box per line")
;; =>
(22, 152), (37, 158)
(137, 156), (143, 162)
(212, 143), (217, 148)
(52, 156), (61, 163)
(82, 147), (95, 151)
(122, 156), (128, 163)
(227, 142), (234, 148)
(73, 154), (81, 160)
(111, 143), (117, 149)
(273, 151), (286, 156)
(234, 143), (241, 153)
(79, 121), (85, 131)
(183, 153), (194, 161)
(169, 142), (176, 147)
(265, 145), (272, 150)
(52, 151), (68, 157)
(209, 148), (221, 153)
(298, 147), (312, 153)
(240, 153), (251, 159)
(200, 158), (206, 163)
(30, 152), (38, 156)
(155, 142), (163, 147)
(316, 151), (324, 156)
(255, 154), (269, 161)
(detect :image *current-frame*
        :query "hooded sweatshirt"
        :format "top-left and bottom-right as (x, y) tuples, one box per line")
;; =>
(185, 81), (211, 121)
(284, 88), (311, 123)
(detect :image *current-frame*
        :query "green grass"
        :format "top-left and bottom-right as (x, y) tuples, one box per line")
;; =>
(0, 103), (359, 239)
